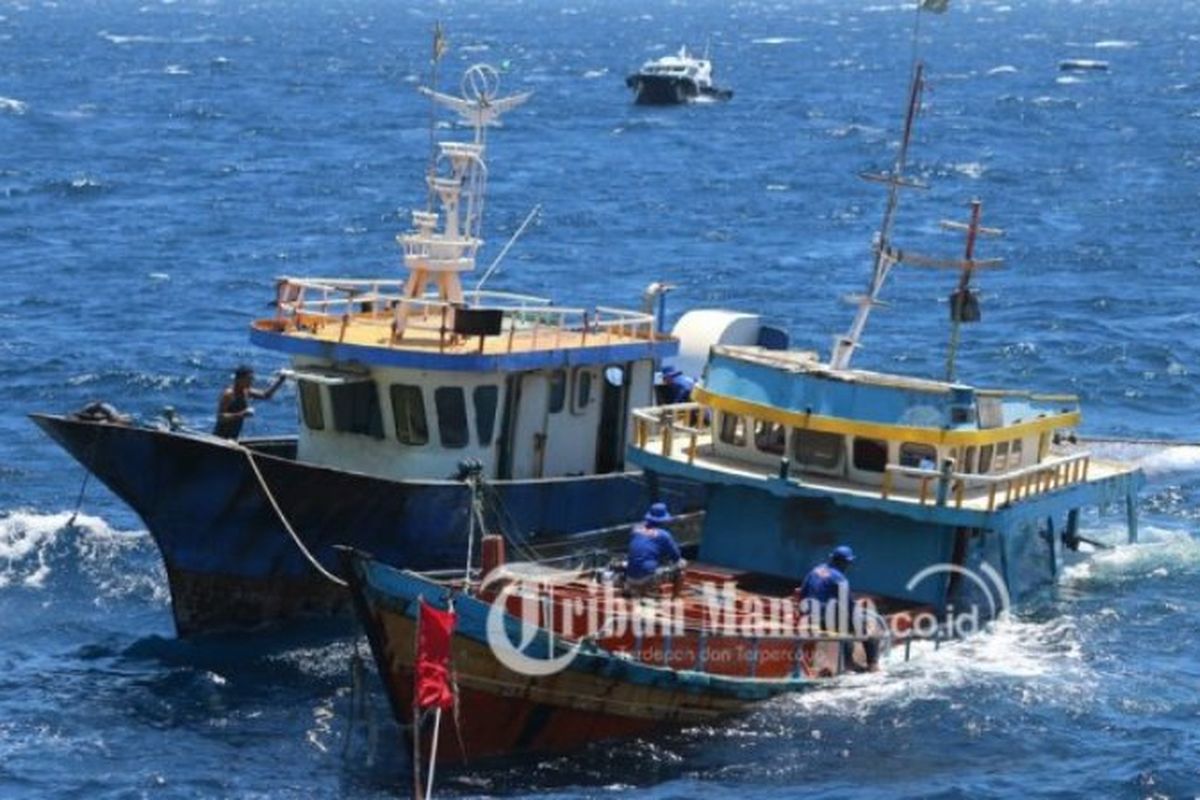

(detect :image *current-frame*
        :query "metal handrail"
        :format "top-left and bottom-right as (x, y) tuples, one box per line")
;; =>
(273, 277), (661, 349)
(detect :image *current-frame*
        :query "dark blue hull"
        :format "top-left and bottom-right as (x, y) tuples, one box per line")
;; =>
(624, 74), (733, 105)
(32, 414), (706, 636)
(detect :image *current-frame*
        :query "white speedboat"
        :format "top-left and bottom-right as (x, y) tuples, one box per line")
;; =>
(1059, 58), (1109, 72)
(625, 46), (733, 106)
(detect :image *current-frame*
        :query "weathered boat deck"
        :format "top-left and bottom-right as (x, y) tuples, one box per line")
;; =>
(265, 310), (659, 355)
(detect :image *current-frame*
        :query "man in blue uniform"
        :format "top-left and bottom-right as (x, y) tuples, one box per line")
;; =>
(625, 502), (686, 597)
(660, 365), (695, 405)
(214, 364), (285, 439)
(797, 545), (880, 672)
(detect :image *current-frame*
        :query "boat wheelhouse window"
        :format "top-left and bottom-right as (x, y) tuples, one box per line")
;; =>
(298, 380), (324, 431)
(573, 368), (592, 414)
(473, 385), (499, 446)
(548, 369), (567, 414)
(754, 419), (786, 455)
(899, 442), (937, 470)
(329, 380), (384, 439)
(718, 412), (746, 447)
(435, 387), (469, 449)
(1010, 439), (1024, 468)
(390, 384), (428, 445)
(978, 444), (994, 473)
(994, 441), (1010, 471)
(852, 437), (889, 473)
(792, 430), (844, 471)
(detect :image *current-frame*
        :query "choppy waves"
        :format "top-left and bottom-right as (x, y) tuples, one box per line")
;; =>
(0, 510), (167, 604)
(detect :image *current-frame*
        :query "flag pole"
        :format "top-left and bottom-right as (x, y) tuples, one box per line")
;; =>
(425, 707), (444, 799)
(411, 595), (425, 800)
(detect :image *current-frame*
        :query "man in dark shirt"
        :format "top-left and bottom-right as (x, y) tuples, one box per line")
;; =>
(213, 364), (285, 439)
(660, 366), (695, 405)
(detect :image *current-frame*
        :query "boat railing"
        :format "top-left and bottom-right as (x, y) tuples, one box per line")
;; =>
(632, 402), (711, 465)
(632, 400), (1091, 511)
(882, 451), (1092, 511)
(272, 277), (660, 350)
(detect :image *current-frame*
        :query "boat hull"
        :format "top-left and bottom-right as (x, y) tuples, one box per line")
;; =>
(625, 74), (732, 105)
(31, 414), (706, 636)
(344, 556), (812, 764)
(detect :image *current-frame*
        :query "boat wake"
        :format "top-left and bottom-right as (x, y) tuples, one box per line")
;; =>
(762, 614), (1091, 724)
(1134, 444), (1200, 477)
(1061, 525), (1200, 587)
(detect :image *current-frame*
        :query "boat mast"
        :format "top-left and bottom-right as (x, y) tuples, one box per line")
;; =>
(394, 64), (530, 333)
(425, 22), (448, 214)
(829, 62), (925, 370)
(941, 199), (1003, 381)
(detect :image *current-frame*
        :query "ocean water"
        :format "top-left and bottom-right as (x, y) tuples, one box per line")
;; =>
(2, 0), (1199, 796)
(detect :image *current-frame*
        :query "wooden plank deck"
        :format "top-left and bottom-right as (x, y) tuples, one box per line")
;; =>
(280, 312), (656, 355)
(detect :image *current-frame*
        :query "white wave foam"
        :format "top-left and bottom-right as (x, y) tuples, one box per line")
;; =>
(0, 96), (27, 114)
(776, 615), (1091, 720)
(99, 31), (168, 45)
(0, 510), (167, 603)
(583, 68), (608, 79)
(1094, 39), (1137, 49)
(1062, 527), (1200, 585)
(752, 37), (804, 45)
(954, 161), (985, 179)
(987, 65), (1018, 75)
(1135, 445), (1200, 477)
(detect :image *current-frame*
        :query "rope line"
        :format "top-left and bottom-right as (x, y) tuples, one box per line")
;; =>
(66, 427), (102, 527)
(241, 445), (348, 587)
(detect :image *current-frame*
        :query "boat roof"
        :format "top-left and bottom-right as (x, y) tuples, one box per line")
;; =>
(640, 46), (709, 70)
(702, 344), (1080, 431)
(253, 278), (677, 372)
(711, 345), (966, 395)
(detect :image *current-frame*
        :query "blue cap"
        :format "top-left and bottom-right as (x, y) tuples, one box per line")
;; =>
(662, 365), (682, 379)
(831, 545), (856, 563)
(645, 502), (674, 525)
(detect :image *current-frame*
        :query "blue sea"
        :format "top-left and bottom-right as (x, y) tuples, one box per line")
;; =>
(3, 0), (1199, 796)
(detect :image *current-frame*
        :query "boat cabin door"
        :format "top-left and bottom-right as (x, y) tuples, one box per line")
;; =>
(595, 364), (628, 474)
(510, 372), (550, 479)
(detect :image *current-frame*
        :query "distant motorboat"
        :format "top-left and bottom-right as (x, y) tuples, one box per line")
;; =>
(625, 46), (733, 105)
(1059, 58), (1109, 72)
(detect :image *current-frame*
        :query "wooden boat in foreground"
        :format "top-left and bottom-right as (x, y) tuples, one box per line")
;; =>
(342, 537), (918, 764)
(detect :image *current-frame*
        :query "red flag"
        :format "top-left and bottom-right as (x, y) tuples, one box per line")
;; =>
(414, 600), (456, 711)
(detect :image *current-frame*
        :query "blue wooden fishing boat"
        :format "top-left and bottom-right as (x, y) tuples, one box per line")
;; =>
(342, 534), (911, 765)
(626, 64), (1144, 612)
(30, 63), (727, 636)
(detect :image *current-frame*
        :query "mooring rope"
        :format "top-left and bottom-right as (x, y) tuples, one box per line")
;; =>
(241, 444), (348, 587)
(66, 427), (102, 527)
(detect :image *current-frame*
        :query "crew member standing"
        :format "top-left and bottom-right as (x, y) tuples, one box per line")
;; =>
(214, 364), (285, 439)
(797, 545), (879, 672)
